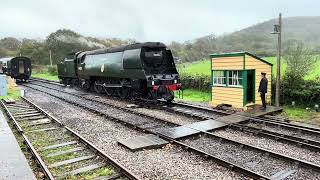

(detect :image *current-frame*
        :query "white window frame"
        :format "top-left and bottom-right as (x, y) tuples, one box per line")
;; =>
(228, 70), (243, 87)
(212, 71), (226, 86)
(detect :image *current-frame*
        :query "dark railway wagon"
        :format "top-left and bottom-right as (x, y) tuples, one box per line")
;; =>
(0, 56), (32, 81)
(57, 42), (181, 101)
(57, 59), (77, 85)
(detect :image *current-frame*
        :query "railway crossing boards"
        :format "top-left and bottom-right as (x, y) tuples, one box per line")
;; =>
(119, 116), (248, 151)
(118, 105), (286, 152)
(118, 134), (168, 151)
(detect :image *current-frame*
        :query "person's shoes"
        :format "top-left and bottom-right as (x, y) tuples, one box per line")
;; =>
(260, 107), (266, 110)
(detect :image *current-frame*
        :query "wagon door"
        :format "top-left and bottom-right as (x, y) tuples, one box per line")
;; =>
(19, 60), (24, 73)
(0, 63), (3, 74)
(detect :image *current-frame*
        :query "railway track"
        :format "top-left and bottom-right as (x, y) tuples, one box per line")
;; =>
(170, 100), (320, 132)
(23, 81), (320, 179)
(1, 97), (140, 180)
(161, 101), (320, 151)
(30, 78), (320, 151)
(30, 78), (320, 130)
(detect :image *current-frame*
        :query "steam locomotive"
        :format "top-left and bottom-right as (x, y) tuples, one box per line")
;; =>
(57, 42), (181, 102)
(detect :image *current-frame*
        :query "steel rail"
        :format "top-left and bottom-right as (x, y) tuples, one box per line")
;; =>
(161, 104), (320, 151)
(23, 134), (55, 179)
(23, 83), (269, 180)
(27, 82), (179, 127)
(0, 101), (24, 132)
(29, 78), (320, 133)
(24, 83), (320, 178)
(26, 82), (320, 151)
(27, 81), (320, 151)
(262, 115), (320, 132)
(170, 101), (320, 134)
(1, 100), (55, 180)
(22, 97), (141, 180)
(1, 97), (140, 180)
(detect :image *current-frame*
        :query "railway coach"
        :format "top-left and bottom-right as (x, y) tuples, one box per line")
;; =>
(0, 56), (32, 81)
(57, 42), (182, 102)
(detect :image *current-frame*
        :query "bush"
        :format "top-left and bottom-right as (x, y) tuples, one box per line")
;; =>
(48, 66), (58, 75)
(180, 73), (211, 91)
(281, 74), (320, 104)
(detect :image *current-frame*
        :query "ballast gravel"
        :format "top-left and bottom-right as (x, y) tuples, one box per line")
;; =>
(182, 135), (320, 179)
(25, 84), (175, 131)
(247, 122), (320, 143)
(213, 128), (320, 165)
(24, 88), (245, 179)
(29, 82), (202, 126)
(25, 81), (320, 179)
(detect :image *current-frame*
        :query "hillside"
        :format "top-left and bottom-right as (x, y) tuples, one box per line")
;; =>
(0, 29), (135, 65)
(216, 16), (320, 54)
(2, 17), (320, 65)
(170, 16), (320, 62)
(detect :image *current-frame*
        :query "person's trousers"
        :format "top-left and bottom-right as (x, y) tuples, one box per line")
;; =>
(260, 93), (266, 108)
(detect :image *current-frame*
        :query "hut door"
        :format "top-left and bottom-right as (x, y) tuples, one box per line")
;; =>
(19, 61), (24, 73)
(246, 70), (255, 103)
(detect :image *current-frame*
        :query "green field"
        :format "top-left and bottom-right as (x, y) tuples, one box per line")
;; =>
(178, 57), (320, 80)
(32, 73), (59, 81)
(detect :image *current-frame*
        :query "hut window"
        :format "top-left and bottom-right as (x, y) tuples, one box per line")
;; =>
(212, 71), (226, 85)
(228, 70), (242, 86)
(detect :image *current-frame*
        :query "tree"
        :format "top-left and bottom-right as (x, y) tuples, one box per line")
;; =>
(282, 40), (318, 102)
(17, 39), (49, 65)
(283, 40), (317, 79)
(0, 37), (21, 51)
(46, 29), (91, 64)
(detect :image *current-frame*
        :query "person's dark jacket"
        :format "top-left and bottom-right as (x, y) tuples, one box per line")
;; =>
(258, 77), (268, 93)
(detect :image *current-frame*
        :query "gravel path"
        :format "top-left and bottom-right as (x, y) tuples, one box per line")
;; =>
(247, 122), (320, 143)
(182, 135), (320, 179)
(24, 87), (245, 179)
(212, 128), (320, 165)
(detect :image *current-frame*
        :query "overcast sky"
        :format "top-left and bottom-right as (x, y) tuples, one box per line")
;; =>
(0, 0), (319, 43)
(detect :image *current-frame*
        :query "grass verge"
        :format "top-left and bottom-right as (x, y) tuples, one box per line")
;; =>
(32, 73), (59, 81)
(175, 89), (210, 102)
(0, 86), (21, 100)
(282, 105), (319, 125)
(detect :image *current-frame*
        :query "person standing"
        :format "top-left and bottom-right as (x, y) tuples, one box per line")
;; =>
(258, 72), (268, 110)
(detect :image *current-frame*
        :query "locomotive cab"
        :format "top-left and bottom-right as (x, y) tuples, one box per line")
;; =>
(141, 47), (181, 102)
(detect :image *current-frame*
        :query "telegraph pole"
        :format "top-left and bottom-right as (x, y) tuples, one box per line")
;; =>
(49, 50), (52, 67)
(271, 13), (282, 107)
(276, 13), (282, 107)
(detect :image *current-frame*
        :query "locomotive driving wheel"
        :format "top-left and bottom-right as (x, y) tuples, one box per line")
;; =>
(72, 79), (80, 87)
(116, 79), (130, 99)
(94, 80), (104, 93)
(80, 79), (91, 91)
(103, 80), (114, 96)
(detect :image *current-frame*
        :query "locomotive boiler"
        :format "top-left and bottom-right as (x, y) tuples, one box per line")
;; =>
(57, 42), (181, 102)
